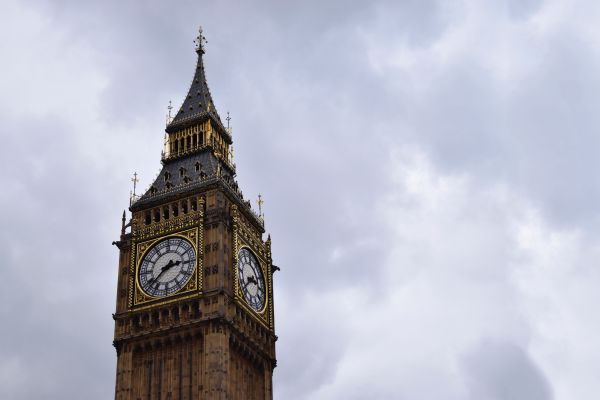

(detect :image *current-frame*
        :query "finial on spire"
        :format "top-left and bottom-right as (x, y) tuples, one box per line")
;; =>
(226, 111), (233, 136)
(257, 194), (264, 219)
(131, 172), (139, 196)
(166, 100), (173, 126)
(194, 26), (208, 54)
(121, 210), (126, 235)
(163, 133), (169, 158)
(130, 172), (140, 206)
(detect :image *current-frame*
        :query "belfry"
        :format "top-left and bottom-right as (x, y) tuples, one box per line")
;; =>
(112, 27), (277, 400)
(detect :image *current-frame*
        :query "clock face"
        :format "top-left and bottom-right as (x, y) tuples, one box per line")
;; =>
(237, 248), (266, 311)
(139, 237), (196, 298)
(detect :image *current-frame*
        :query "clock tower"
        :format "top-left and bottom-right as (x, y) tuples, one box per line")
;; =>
(112, 28), (277, 400)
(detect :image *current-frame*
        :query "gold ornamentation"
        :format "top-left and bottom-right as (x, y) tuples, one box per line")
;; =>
(135, 211), (202, 241)
(128, 199), (205, 309)
(132, 229), (200, 307)
(232, 208), (272, 328)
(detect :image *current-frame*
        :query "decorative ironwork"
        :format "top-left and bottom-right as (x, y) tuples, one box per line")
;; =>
(130, 172), (140, 206)
(194, 26), (207, 53)
(257, 194), (264, 219)
(166, 100), (173, 126)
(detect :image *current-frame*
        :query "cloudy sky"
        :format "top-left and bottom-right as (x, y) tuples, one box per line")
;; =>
(2, 0), (600, 398)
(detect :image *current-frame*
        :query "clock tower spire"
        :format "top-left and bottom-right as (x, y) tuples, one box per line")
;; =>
(113, 28), (277, 400)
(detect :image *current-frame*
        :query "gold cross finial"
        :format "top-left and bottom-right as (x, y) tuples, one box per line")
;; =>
(131, 172), (139, 196)
(257, 194), (264, 217)
(166, 100), (173, 126)
(194, 26), (207, 53)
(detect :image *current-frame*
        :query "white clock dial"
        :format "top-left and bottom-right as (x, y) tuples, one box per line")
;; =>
(139, 237), (196, 297)
(237, 248), (266, 311)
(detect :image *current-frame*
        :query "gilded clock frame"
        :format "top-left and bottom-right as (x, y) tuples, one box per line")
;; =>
(129, 226), (203, 310)
(235, 245), (269, 314)
(136, 231), (198, 295)
(232, 205), (273, 329)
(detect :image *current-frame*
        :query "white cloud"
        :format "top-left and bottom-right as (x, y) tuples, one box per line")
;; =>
(277, 147), (600, 399)
(513, 211), (600, 399)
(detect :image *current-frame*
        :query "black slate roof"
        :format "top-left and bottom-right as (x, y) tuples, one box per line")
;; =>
(166, 47), (225, 134)
(138, 151), (222, 199)
(130, 150), (263, 231)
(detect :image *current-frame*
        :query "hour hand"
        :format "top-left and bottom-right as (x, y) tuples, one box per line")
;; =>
(246, 276), (257, 285)
(161, 259), (181, 272)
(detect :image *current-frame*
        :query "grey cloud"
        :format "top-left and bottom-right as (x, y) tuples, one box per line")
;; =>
(507, 0), (544, 20)
(462, 341), (553, 400)
(0, 115), (117, 399)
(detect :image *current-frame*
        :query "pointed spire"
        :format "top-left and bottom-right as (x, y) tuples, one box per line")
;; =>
(121, 210), (126, 235)
(167, 27), (226, 134)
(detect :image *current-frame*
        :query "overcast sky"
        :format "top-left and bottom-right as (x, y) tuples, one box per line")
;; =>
(2, 0), (600, 399)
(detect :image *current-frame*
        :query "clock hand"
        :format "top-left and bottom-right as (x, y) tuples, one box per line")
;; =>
(161, 259), (180, 272)
(148, 260), (180, 285)
(246, 276), (257, 285)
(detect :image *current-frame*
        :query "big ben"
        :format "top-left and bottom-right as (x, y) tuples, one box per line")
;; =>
(112, 28), (277, 400)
